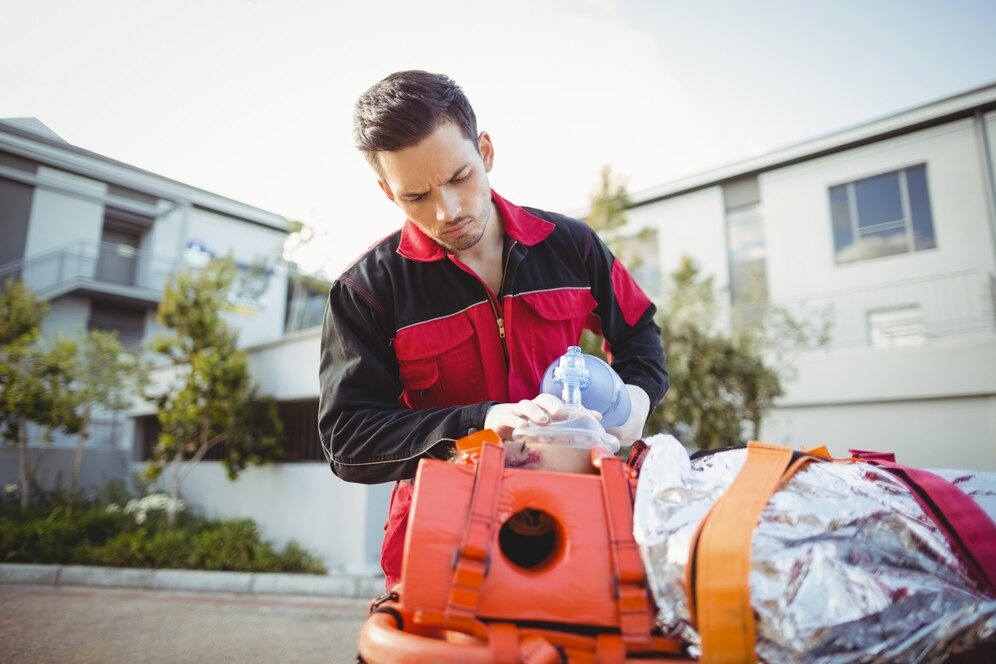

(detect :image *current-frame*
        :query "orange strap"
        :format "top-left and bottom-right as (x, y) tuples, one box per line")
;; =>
(444, 440), (505, 635)
(598, 455), (655, 649)
(691, 442), (794, 664)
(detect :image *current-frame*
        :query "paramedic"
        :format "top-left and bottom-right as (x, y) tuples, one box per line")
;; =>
(318, 70), (668, 588)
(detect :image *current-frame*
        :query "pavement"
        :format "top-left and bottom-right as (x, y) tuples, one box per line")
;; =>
(0, 562), (385, 599)
(1, 583), (371, 663)
(0, 564), (383, 663)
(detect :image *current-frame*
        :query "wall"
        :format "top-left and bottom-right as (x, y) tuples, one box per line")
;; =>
(763, 335), (996, 470)
(182, 207), (289, 346)
(762, 119), (996, 303)
(155, 461), (391, 574)
(21, 167), (106, 293)
(628, 187), (731, 327)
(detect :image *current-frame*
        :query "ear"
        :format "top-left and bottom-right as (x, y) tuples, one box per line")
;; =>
(377, 179), (397, 204)
(478, 131), (495, 173)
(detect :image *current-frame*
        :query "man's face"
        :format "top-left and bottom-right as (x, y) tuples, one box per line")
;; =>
(376, 121), (495, 253)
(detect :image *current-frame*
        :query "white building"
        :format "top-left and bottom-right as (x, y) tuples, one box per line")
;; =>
(625, 82), (996, 471)
(0, 118), (387, 573)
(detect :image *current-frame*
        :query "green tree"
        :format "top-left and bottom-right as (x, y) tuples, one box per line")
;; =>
(646, 257), (827, 448)
(586, 164), (631, 239)
(67, 330), (145, 516)
(585, 165), (659, 292)
(145, 260), (283, 526)
(0, 280), (81, 508)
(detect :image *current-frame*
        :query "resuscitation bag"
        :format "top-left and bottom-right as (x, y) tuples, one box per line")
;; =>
(540, 350), (630, 428)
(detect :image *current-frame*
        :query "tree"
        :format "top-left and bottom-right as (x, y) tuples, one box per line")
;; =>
(586, 164), (631, 239)
(581, 167), (829, 449)
(585, 165), (659, 292)
(145, 260), (283, 525)
(645, 257), (827, 448)
(67, 330), (144, 516)
(0, 279), (81, 508)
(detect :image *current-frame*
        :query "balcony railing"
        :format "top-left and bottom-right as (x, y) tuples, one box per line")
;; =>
(0, 240), (178, 304)
(754, 269), (996, 349)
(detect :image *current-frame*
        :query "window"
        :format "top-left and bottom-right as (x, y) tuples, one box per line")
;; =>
(829, 164), (936, 264)
(724, 176), (768, 319)
(136, 399), (326, 463)
(727, 204), (768, 305)
(96, 227), (140, 286)
(88, 302), (146, 347)
(868, 305), (925, 348)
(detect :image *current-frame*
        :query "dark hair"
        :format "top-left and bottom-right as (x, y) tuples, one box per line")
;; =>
(353, 70), (479, 173)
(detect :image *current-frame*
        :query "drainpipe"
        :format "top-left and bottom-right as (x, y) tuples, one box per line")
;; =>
(974, 110), (996, 267)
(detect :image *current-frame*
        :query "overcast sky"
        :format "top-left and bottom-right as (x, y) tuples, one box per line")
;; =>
(2, 0), (995, 276)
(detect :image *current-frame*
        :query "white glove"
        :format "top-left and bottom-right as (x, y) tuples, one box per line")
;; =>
(484, 393), (569, 441)
(604, 384), (651, 447)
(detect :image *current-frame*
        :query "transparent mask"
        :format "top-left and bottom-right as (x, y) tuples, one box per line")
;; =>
(512, 346), (620, 453)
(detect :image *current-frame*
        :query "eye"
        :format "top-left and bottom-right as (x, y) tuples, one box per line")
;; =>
(452, 171), (470, 183)
(406, 193), (427, 203)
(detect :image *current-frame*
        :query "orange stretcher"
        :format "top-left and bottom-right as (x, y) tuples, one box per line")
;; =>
(357, 435), (996, 663)
(358, 430), (692, 663)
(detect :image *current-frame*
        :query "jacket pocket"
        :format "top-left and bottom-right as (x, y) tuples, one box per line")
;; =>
(516, 288), (597, 356)
(394, 312), (486, 409)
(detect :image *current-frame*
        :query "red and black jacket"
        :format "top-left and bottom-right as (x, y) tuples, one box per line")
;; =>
(318, 191), (668, 485)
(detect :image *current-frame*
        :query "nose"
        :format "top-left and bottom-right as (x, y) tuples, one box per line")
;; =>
(435, 188), (461, 223)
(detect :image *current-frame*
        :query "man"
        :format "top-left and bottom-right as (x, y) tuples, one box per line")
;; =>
(319, 70), (667, 589)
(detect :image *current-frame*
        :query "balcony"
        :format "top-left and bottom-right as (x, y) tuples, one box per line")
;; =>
(0, 240), (178, 307)
(761, 269), (996, 349)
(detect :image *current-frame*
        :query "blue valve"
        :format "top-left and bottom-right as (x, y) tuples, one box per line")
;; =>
(540, 346), (631, 428)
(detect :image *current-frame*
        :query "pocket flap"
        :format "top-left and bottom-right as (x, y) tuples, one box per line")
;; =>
(519, 288), (596, 321)
(394, 312), (476, 360)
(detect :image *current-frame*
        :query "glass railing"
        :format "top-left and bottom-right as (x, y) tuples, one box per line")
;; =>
(0, 240), (178, 301)
(734, 269), (996, 349)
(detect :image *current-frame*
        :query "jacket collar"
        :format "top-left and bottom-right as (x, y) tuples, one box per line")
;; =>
(397, 190), (555, 262)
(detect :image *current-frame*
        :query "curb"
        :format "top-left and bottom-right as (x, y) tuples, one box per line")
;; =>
(0, 563), (384, 599)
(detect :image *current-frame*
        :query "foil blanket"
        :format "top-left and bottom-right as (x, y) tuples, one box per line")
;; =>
(633, 434), (996, 663)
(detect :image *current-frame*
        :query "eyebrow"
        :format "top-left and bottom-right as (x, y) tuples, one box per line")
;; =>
(399, 164), (470, 199)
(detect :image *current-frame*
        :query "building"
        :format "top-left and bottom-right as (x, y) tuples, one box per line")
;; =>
(0, 118), (387, 573)
(624, 82), (996, 470)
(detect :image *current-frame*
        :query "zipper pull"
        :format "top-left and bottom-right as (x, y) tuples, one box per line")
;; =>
(497, 317), (505, 339)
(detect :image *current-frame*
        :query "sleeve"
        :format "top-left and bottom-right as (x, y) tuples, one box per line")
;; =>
(318, 276), (494, 485)
(580, 225), (669, 411)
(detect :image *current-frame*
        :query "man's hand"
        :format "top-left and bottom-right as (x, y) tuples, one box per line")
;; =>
(484, 393), (569, 441)
(605, 384), (651, 447)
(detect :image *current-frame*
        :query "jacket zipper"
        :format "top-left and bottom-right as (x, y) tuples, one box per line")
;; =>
(490, 241), (516, 364)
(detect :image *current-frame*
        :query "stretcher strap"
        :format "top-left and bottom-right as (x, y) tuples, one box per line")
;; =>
(598, 455), (654, 650)
(692, 442), (794, 664)
(849, 450), (996, 596)
(444, 440), (505, 635)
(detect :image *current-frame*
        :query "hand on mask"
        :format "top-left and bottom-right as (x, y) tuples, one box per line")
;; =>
(484, 393), (569, 441)
(604, 384), (651, 447)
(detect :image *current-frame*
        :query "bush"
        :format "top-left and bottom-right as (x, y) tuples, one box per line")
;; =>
(0, 501), (326, 574)
(0, 506), (132, 564)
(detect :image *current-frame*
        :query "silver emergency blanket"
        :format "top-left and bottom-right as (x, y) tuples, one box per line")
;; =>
(633, 434), (996, 663)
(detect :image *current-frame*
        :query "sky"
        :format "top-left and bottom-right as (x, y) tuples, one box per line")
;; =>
(2, 0), (995, 277)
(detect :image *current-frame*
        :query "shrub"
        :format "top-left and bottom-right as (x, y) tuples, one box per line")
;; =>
(0, 501), (326, 574)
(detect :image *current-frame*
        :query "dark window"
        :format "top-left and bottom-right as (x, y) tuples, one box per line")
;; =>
(135, 414), (161, 462)
(135, 399), (325, 463)
(829, 164), (936, 264)
(276, 399), (325, 462)
(88, 302), (146, 347)
(0, 176), (33, 268)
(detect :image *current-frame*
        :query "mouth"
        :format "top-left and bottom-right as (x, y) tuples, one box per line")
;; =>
(442, 218), (473, 237)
